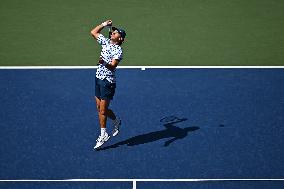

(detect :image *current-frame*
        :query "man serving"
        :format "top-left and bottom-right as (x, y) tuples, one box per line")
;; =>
(91, 20), (126, 149)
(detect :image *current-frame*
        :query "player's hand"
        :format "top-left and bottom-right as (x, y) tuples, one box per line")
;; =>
(102, 20), (112, 27)
(98, 57), (104, 64)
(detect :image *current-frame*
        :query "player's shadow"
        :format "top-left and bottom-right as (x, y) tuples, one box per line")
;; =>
(97, 116), (199, 151)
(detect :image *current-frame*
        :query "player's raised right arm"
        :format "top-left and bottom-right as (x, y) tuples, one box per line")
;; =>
(91, 20), (112, 39)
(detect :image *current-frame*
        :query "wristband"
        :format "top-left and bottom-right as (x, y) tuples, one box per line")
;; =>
(101, 22), (108, 27)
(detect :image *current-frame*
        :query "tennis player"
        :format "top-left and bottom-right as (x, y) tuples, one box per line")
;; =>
(91, 20), (126, 149)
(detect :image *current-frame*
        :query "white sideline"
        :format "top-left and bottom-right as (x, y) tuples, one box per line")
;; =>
(1, 178), (283, 189)
(0, 178), (283, 182)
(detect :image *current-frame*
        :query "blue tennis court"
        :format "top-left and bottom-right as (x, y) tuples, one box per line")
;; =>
(0, 68), (283, 188)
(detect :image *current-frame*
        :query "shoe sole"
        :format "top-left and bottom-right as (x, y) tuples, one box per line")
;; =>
(112, 130), (119, 137)
(94, 135), (110, 149)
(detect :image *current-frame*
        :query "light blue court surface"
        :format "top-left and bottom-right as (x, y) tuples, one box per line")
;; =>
(0, 68), (283, 189)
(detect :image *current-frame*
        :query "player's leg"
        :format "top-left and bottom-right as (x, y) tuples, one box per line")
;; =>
(95, 96), (105, 131)
(96, 96), (117, 126)
(94, 80), (110, 149)
(99, 99), (121, 137)
(98, 99), (110, 128)
(101, 79), (121, 136)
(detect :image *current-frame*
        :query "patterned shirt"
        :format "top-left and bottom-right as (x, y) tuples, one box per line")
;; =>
(96, 34), (123, 83)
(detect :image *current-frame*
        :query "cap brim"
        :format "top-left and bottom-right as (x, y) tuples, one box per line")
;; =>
(111, 27), (126, 38)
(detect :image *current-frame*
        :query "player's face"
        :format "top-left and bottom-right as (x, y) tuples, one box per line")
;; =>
(111, 30), (121, 41)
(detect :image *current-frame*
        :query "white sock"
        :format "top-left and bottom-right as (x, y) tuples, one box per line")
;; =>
(101, 128), (107, 136)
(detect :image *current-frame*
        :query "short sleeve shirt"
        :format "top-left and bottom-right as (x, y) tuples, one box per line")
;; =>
(96, 34), (123, 83)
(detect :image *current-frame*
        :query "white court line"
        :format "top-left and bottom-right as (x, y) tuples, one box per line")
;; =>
(68, 179), (284, 182)
(1, 178), (283, 189)
(1, 179), (281, 189)
(0, 66), (284, 69)
(0, 179), (283, 182)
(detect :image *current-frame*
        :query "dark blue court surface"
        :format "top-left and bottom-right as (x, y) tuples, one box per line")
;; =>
(0, 68), (284, 189)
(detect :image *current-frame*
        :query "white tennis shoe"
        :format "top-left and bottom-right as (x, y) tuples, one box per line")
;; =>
(94, 133), (110, 149)
(112, 118), (121, 137)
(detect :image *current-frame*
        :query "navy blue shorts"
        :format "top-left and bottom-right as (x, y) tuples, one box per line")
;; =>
(95, 78), (116, 100)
